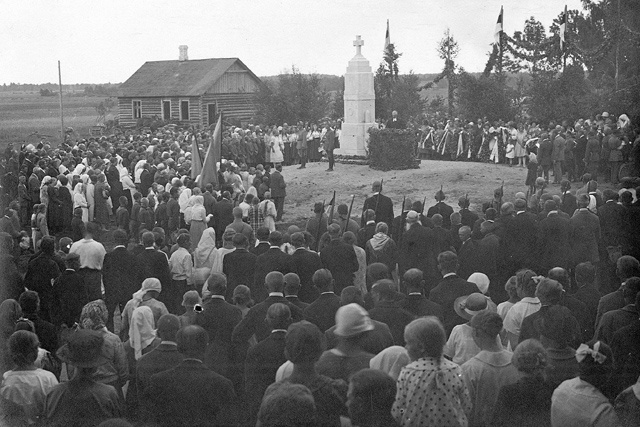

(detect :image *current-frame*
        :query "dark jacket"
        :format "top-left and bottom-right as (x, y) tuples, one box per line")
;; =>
(103, 246), (139, 306)
(320, 239), (358, 295)
(253, 248), (293, 302)
(597, 201), (628, 247)
(427, 202), (455, 229)
(537, 213), (571, 272)
(398, 223), (435, 279)
(213, 199), (234, 239)
(269, 170), (286, 198)
(143, 359), (235, 427)
(362, 193), (394, 228)
(244, 330), (287, 424)
(232, 295), (304, 345)
(429, 274), (480, 334)
(222, 248), (257, 299)
(570, 208), (601, 265)
(368, 301), (416, 346)
(303, 292), (341, 333)
(136, 342), (184, 398)
(400, 294), (444, 322)
(457, 238), (483, 281)
(52, 269), (88, 328)
(290, 248), (323, 303)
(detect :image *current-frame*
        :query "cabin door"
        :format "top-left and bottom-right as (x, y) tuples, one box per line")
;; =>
(207, 104), (217, 126)
(162, 101), (171, 121)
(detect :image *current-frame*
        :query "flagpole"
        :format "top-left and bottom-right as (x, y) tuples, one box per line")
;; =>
(498, 7), (503, 74)
(58, 60), (64, 145)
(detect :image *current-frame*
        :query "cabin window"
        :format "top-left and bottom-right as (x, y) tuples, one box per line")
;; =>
(132, 100), (142, 119)
(180, 100), (189, 120)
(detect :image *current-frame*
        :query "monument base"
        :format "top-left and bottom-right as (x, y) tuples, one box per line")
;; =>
(334, 154), (369, 165)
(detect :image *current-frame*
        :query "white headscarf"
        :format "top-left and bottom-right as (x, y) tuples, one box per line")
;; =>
(193, 228), (217, 269)
(132, 278), (162, 307)
(129, 306), (156, 360)
(369, 346), (411, 381)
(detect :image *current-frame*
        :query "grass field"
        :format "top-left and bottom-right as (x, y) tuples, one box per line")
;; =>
(0, 91), (112, 146)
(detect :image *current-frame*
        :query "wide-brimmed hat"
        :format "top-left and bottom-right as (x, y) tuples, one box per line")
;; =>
(58, 329), (108, 368)
(454, 293), (493, 321)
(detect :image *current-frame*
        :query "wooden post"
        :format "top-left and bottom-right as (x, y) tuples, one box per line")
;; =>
(58, 60), (64, 145)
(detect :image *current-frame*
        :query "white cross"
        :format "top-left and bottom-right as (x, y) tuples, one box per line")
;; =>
(353, 35), (364, 55)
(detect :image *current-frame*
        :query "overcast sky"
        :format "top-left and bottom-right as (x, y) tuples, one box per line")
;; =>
(1, 0), (583, 84)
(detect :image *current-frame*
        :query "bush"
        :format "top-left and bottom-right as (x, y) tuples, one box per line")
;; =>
(368, 128), (420, 171)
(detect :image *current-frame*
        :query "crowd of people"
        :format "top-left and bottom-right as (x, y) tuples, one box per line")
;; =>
(0, 111), (640, 426)
(415, 111), (638, 187)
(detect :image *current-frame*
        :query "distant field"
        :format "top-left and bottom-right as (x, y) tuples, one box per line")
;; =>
(0, 91), (114, 147)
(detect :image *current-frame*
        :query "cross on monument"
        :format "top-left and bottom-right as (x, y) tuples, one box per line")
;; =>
(353, 35), (364, 55)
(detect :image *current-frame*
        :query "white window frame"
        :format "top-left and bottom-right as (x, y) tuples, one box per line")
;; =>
(180, 99), (190, 121)
(132, 100), (142, 119)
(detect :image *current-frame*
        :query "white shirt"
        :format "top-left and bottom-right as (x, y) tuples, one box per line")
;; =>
(69, 238), (106, 270)
(503, 297), (541, 336)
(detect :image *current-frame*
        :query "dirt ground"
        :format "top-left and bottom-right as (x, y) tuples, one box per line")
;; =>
(279, 159), (533, 226)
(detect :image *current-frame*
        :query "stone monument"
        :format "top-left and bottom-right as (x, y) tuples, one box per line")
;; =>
(336, 35), (375, 158)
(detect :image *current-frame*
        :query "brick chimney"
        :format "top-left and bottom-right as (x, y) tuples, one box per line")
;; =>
(179, 45), (188, 61)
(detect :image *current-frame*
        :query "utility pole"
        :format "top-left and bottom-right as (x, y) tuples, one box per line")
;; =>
(58, 60), (65, 145)
(615, 0), (620, 91)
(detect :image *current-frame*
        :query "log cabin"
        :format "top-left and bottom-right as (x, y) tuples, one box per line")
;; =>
(118, 46), (262, 127)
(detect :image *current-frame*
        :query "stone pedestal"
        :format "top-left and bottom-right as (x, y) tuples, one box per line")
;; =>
(336, 36), (375, 158)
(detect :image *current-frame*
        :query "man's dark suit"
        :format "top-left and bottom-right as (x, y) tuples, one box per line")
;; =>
(357, 222), (377, 248)
(253, 248), (293, 302)
(573, 284), (602, 339)
(570, 209), (601, 265)
(269, 170), (286, 221)
(368, 301), (416, 345)
(290, 248), (323, 303)
(222, 248), (257, 300)
(429, 274), (479, 334)
(203, 191), (216, 217)
(0, 215), (19, 238)
(398, 223), (435, 280)
(103, 246), (139, 330)
(195, 297), (243, 379)
(196, 297), (243, 349)
(427, 202), (455, 229)
(386, 117), (406, 129)
(400, 293), (444, 322)
(362, 193), (394, 228)
(519, 305), (581, 348)
(537, 213), (571, 272)
(232, 294), (304, 345)
(143, 359), (235, 427)
(285, 295), (309, 310)
(51, 269), (88, 328)
(503, 211), (538, 274)
(457, 238), (483, 281)
(598, 201), (628, 247)
(23, 253), (60, 322)
(561, 192), (577, 217)
(251, 241), (270, 257)
(136, 248), (176, 312)
(459, 208), (479, 228)
(244, 330), (287, 424)
(303, 292), (341, 333)
(431, 226), (454, 276)
(136, 342), (184, 398)
(213, 199), (234, 241)
(320, 239), (358, 295)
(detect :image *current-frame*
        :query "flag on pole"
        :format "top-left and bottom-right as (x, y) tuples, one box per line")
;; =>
(560, 5), (567, 51)
(191, 134), (202, 180)
(384, 19), (390, 49)
(197, 113), (222, 187)
(494, 6), (504, 46)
